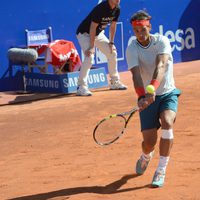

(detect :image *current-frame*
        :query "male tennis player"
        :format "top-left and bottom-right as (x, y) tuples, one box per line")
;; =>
(126, 10), (181, 187)
(76, 0), (127, 96)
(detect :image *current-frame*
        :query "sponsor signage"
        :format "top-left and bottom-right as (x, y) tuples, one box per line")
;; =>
(25, 68), (108, 93)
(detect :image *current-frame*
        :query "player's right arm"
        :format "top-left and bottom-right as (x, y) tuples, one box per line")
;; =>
(126, 44), (153, 110)
(130, 67), (151, 110)
(85, 21), (98, 57)
(130, 67), (144, 93)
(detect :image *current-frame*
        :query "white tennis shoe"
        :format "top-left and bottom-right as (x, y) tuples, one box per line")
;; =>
(76, 85), (92, 96)
(110, 80), (127, 90)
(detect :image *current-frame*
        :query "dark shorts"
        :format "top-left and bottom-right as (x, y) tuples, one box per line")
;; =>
(139, 88), (181, 131)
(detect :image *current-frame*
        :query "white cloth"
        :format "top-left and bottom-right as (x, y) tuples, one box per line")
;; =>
(77, 32), (119, 86)
(126, 34), (175, 95)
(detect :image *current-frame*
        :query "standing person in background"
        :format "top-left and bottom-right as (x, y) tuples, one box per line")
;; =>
(126, 10), (181, 187)
(76, 0), (127, 96)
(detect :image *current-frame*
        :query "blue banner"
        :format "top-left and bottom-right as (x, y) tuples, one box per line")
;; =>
(25, 68), (108, 93)
(0, 71), (24, 91)
(0, 0), (200, 91)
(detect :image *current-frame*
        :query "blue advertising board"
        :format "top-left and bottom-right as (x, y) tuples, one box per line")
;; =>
(0, 68), (108, 93)
(25, 68), (108, 93)
(0, 0), (200, 91)
(0, 71), (24, 91)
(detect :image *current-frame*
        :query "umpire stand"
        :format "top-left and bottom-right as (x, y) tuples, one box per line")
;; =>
(25, 27), (53, 73)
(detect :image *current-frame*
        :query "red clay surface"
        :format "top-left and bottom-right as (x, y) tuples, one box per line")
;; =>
(0, 60), (200, 200)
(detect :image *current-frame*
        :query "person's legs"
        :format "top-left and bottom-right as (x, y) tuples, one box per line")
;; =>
(151, 110), (176, 187)
(95, 32), (127, 90)
(136, 98), (160, 175)
(159, 110), (176, 157)
(152, 89), (180, 187)
(136, 128), (157, 175)
(76, 33), (94, 96)
(142, 128), (158, 154)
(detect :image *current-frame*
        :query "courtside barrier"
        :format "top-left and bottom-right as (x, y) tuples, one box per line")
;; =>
(0, 0), (199, 92)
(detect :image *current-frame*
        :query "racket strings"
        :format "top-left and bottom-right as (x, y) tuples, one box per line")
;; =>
(94, 115), (126, 145)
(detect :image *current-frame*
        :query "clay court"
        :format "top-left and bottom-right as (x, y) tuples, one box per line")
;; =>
(0, 60), (200, 200)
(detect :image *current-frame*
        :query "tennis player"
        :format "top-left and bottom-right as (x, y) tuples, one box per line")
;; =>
(76, 0), (127, 96)
(126, 10), (181, 187)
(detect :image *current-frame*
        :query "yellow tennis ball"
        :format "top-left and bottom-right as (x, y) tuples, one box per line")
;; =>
(146, 85), (155, 94)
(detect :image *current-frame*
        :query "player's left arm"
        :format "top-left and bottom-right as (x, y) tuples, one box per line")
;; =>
(145, 54), (169, 105)
(147, 36), (171, 93)
(152, 53), (169, 82)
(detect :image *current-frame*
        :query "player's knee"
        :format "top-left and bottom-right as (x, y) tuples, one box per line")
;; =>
(161, 129), (174, 139)
(160, 111), (176, 129)
(161, 115), (175, 129)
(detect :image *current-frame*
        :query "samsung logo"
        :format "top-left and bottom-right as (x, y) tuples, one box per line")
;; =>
(28, 35), (49, 41)
(26, 78), (59, 89)
(63, 73), (106, 88)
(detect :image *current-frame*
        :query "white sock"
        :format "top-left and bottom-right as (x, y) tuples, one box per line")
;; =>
(156, 156), (170, 173)
(141, 151), (154, 161)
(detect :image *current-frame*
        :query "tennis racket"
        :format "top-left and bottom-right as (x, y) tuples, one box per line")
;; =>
(93, 106), (139, 146)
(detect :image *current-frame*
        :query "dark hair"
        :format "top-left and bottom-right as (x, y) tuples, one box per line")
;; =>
(130, 10), (152, 23)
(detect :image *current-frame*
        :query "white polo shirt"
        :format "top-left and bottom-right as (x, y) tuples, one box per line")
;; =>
(126, 34), (176, 96)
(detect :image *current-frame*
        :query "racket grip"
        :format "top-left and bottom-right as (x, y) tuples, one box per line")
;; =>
(135, 106), (139, 110)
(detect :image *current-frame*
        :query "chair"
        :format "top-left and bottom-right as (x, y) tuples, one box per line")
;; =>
(45, 39), (82, 74)
(25, 27), (53, 73)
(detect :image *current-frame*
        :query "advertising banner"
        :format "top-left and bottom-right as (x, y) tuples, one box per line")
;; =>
(0, 0), (199, 91)
(25, 68), (108, 93)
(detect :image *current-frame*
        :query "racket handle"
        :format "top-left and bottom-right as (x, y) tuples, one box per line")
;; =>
(135, 106), (139, 111)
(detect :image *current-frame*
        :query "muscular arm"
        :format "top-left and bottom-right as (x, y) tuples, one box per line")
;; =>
(130, 66), (144, 89)
(152, 54), (169, 82)
(140, 54), (169, 110)
(130, 66), (149, 110)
